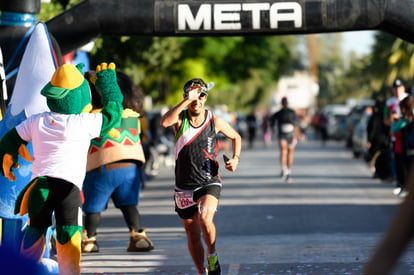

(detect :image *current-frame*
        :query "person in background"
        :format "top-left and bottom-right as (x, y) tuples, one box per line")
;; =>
(391, 95), (414, 197)
(310, 108), (327, 145)
(216, 104), (232, 154)
(317, 111), (328, 146)
(262, 111), (272, 147)
(246, 110), (257, 148)
(384, 78), (408, 196)
(160, 78), (242, 275)
(366, 98), (390, 179)
(270, 97), (302, 183)
(81, 71), (154, 253)
(138, 110), (151, 189)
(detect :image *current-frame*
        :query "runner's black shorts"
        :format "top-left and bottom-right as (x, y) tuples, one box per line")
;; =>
(279, 133), (295, 146)
(174, 184), (221, 219)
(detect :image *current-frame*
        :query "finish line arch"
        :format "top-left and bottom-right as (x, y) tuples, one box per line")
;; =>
(43, 0), (414, 55)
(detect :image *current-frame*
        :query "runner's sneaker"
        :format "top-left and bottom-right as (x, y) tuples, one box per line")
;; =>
(398, 189), (408, 198)
(207, 253), (221, 275)
(285, 174), (292, 183)
(393, 187), (402, 196)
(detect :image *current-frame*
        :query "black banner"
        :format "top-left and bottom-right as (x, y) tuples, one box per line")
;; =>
(1, 0), (414, 57)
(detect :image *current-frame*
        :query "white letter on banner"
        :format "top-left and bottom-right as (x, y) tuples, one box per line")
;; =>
(178, 4), (211, 30)
(214, 4), (241, 30)
(242, 3), (270, 29)
(270, 2), (302, 28)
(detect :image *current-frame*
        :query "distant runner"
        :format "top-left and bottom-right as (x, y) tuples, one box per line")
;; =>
(270, 97), (301, 183)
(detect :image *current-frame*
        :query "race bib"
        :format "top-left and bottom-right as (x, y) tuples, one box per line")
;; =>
(174, 190), (197, 209)
(281, 123), (294, 133)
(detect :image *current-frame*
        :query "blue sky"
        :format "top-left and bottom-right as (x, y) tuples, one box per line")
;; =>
(342, 30), (376, 56)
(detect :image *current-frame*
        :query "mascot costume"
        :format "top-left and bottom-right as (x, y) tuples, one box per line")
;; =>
(0, 22), (60, 274)
(82, 71), (153, 253)
(0, 61), (123, 275)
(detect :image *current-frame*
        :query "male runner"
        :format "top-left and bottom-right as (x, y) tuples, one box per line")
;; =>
(160, 78), (242, 275)
(270, 97), (301, 183)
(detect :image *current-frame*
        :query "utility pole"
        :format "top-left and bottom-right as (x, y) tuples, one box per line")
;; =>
(307, 34), (318, 80)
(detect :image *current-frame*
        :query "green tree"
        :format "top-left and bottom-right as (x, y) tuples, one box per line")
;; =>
(38, 1), (300, 113)
(331, 55), (375, 103)
(369, 32), (399, 88)
(363, 31), (414, 97)
(387, 38), (414, 84)
(313, 33), (346, 106)
(173, 36), (297, 112)
(89, 35), (297, 112)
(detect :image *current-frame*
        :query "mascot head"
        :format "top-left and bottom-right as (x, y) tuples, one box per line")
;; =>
(41, 63), (92, 114)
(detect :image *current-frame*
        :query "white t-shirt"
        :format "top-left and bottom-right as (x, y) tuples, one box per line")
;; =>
(16, 112), (102, 189)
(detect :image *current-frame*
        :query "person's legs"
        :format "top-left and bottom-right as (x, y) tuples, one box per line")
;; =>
(20, 226), (48, 262)
(279, 138), (288, 176)
(119, 205), (141, 231)
(286, 136), (297, 172)
(321, 127), (327, 145)
(82, 213), (101, 253)
(52, 179), (83, 275)
(82, 170), (113, 252)
(287, 146), (295, 170)
(111, 166), (154, 251)
(248, 129), (255, 148)
(285, 145), (295, 183)
(394, 152), (406, 194)
(198, 194), (221, 274)
(176, 185), (220, 275)
(18, 178), (51, 262)
(83, 213), (101, 238)
(120, 205), (154, 252)
(198, 194), (219, 255)
(182, 216), (205, 274)
(370, 149), (382, 176)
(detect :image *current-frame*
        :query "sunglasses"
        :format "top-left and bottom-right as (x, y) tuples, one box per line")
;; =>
(185, 84), (208, 94)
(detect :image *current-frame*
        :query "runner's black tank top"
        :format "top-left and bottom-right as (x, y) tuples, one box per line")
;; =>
(174, 110), (221, 189)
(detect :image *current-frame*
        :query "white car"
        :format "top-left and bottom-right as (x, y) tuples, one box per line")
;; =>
(352, 110), (372, 158)
(323, 104), (351, 140)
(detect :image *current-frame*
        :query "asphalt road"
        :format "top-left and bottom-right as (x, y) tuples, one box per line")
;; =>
(80, 138), (414, 275)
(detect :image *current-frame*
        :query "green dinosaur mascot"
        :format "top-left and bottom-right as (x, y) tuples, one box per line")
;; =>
(0, 62), (123, 275)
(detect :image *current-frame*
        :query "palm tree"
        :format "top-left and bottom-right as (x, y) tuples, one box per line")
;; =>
(388, 38), (414, 84)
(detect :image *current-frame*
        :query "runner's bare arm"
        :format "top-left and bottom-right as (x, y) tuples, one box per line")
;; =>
(214, 115), (242, 171)
(160, 88), (200, 128)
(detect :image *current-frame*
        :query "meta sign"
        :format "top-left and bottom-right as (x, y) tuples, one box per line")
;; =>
(176, 1), (303, 33)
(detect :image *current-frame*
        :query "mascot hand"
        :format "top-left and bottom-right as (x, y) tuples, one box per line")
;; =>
(2, 153), (18, 181)
(1, 144), (33, 181)
(96, 62), (116, 72)
(95, 62), (123, 104)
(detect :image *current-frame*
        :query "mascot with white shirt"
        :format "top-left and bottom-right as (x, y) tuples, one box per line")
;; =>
(0, 61), (123, 275)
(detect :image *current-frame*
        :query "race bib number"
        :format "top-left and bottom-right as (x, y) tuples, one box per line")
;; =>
(174, 190), (197, 209)
(281, 123), (294, 133)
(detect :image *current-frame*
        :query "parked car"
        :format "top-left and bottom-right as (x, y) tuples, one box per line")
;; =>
(352, 108), (373, 158)
(323, 104), (351, 140)
(345, 100), (375, 148)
